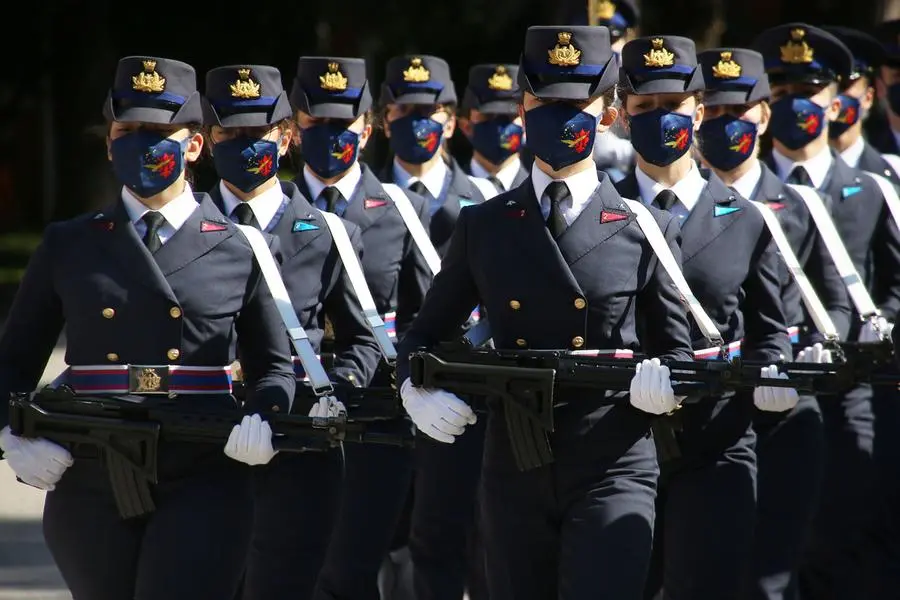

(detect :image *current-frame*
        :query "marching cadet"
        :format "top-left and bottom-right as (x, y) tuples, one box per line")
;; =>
(287, 55), (432, 600)
(378, 54), (488, 256)
(869, 20), (900, 157)
(0, 56), (295, 600)
(824, 27), (899, 183)
(200, 63), (383, 600)
(458, 63), (529, 195)
(398, 25), (699, 600)
(694, 47), (852, 600)
(613, 36), (797, 599)
(753, 23), (900, 598)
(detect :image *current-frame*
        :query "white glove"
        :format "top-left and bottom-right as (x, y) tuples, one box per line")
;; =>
(753, 365), (799, 412)
(224, 414), (277, 466)
(795, 342), (832, 363)
(400, 378), (476, 444)
(308, 397), (347, 424)
(859, 316), (894, 342)
(0, 426), (73, 491)
(629, 358), (679, 415)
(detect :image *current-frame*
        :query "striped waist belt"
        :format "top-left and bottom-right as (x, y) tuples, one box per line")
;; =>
(63, 365), (233, 395)
(571, 349), (634, 358)
(383, 308), (482, 340)
(694, 341), (742, 361)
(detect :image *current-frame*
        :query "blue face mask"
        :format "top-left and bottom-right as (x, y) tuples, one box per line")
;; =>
(697, 114), (758, 172)
(629, 108), (695, 167)
(471, 117), (523, 165)
(110, 130), (188, 198)
(389, 113), (444, 164)
(211, 136), (280, 193)
(301, 123), (360, 179)
(769, 95), (825, 150)
(523, 102), (597, 171)
(828, 94), (862, 139)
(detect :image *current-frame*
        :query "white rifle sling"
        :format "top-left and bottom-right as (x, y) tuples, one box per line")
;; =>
(381, 183), (443, 276)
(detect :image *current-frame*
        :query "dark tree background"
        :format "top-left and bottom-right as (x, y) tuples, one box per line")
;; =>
(0, 0), (890, 232)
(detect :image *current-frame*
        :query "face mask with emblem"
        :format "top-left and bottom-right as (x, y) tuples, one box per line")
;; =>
(211, 136), (281, 193)
(389, 112), (444, 164)
(110, 130), (189, 197)
(523, 102), (597, 171)
(697, 114), (758, 171)
(768, 95), (825, 150)
(628, 108), (695, 167)
(828, 94), (862, 139)
(301, 122), (360, 179)
(471, 117), (523, 165)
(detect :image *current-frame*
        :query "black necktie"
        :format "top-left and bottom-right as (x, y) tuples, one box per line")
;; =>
(652, 190), (679, 212)
(786, 166), (812, 187)
(408, 181), (428, 197)
(141, 211), (166, 253)
(320, 186), (343, 214)
(231, 203), (259, 229)
(545, 181), (570, 238)
(488, 175), (504, 193)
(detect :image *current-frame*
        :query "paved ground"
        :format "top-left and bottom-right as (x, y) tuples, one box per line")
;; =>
(0, 343), (70, 599)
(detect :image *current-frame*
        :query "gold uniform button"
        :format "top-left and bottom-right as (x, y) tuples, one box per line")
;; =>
(574, 298), (586, 310)
(516, 338), (527, 347)
(572, 336), (585, 348)
(102, 308), (115, 319)
(167, 348), (180, 361)
(509, 300), (521, 310)
(169, 307), (182, 319)
(106, 352), (119, 362)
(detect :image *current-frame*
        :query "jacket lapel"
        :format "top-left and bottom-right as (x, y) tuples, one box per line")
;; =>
(271, 181), (325, 258)
(153, 194), (236, 277)
(753, 162), (788, 202)
(512, 164), (530, 189)
(430, 160), (477, 246)
(680, 175), (744, 262)
(343, 164), (397, 232)
(613, 171), (641, 200)
(555, 174), (634, 266)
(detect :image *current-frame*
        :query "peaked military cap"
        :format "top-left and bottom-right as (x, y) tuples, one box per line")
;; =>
(590, 0), (640, 40)
(380, 55), (457, 106)
(291, 57), (372, 120)
(619, 36), (704, 94)
(752, 23), (853, 85)
(824, 26), (886, 81)
(698, 48), (770, 106)
(518, 26), (617, 100)
(875, 19), (900, 66)
(103, 56), (202, 124)
(462, 64), (519, 114)
(202, 65), (292, 127)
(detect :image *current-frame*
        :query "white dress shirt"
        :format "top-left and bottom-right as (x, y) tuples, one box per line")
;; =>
(634, 162), (706, 222)
(303, 162), (363, 214)
(393, 158), (449, 215)
(728, 159), (763, 201)
(771, 146), (834, 190)
(122, 183), (198, 244)
(470, 156), (523, 192)
(531, 162), (599, 225)
(838, 136), (866, 170)
(219, 180), (285, 231)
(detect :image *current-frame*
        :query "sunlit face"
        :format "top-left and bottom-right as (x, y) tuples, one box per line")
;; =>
(106, 122), (203, 162)
(703, 100), (770, 136)
(383, 104), (455, 141)
(622, 92), (704, 132)
(208, 123), (292, 157)
(517, 92), (617, 133)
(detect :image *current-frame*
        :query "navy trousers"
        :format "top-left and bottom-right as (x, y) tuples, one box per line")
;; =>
(43, 444), (252, 600)
(742, 395), (824, 600)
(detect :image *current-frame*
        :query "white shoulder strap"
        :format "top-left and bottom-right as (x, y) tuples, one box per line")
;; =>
(621, 198), (724, 346)
(468, 175), (499, 200)
(749, 201), (839, 340)
(235, 224), (334, 404)
(317, 211), (397, 362)
(787, 184), (879, 318)
(381, 183), (442, 276)
(862, 169), (900, 235)
(880, 153), (900, 181)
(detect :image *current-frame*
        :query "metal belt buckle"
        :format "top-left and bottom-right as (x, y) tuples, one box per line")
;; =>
(128, 365), (171, 394)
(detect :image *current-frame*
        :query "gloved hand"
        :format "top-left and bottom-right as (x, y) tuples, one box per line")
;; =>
(308, 396), (347, 424)
(753, 365), (799, 412)
(224, 414), (277, 466)
(795, 342), (832, 363)
(400, 378), (476, 444)
(860, 316), (894, 342)
(629, 358), (679, 415)
(0, 426), (73, 491)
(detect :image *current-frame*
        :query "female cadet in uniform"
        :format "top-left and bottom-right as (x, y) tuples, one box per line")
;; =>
(0, 56), (295, 600)
(694, 48), (850, 600)
(397, 25), (696, 600)
(200, 63), (382, 600)
(612, 37), (798, 600)
(286, 55), (433, 600)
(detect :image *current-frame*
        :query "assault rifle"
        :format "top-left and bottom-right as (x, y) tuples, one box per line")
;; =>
(408, 339), (900, 471)
(232, 380), (403, 420)
(8, 386), (414, 520)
